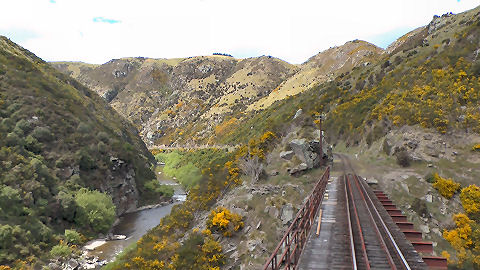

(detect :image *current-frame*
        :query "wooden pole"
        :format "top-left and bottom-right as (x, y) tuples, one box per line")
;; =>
(316, 209), (322, 235)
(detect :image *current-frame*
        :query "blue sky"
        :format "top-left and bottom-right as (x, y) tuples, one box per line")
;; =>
(0, 0), (478, 64)
(92, 17), (121, 24)
(368, 27), (419, 49)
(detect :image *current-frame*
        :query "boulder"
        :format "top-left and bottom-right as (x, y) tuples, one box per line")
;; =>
(425, 194), (433, 203)
(365, 178), (379, 185)
(268, 206), (279, 219)
(281, 203), (294, 225)
(293, 109), (303, 120)
(48, 262), (61, 270)
(280, 151), (294, 160)
(66, 258), (79, 270)
(247, 239), (262, 252)
(289, 139), (321, 169)
(288, 163), (308, 175)
(420, 225), (430, 234)
(268, 170), (279, 176)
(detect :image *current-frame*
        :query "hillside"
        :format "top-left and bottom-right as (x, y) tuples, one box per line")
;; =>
(51, 40), (380, 146)
(247, 40), (383, 110)
(0, 36), (167, 267)
(95, 5), (480, 270)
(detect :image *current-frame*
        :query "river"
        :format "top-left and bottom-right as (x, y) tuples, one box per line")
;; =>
(85, 166), (186, 263)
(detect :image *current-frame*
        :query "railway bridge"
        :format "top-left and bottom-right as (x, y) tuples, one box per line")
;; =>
(263, 154), (447, 270)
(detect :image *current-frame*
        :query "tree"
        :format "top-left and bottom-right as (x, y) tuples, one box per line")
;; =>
(74, 189), (116, 233)
(238, 155), (263, 183)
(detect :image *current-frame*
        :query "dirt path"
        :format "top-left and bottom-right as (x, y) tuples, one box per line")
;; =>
(148, 144), (240, 151)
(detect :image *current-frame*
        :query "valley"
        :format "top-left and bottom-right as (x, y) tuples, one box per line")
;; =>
(1, 3), (480, 270)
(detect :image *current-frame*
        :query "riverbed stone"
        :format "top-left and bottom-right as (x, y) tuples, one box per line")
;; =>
(66, 258), (79, 270)
(48, 262), (61, 270)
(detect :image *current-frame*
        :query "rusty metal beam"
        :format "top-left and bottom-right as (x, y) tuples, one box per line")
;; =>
(262, 167), (330, 270)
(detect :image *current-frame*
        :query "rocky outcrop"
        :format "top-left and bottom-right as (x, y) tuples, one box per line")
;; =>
(102, 157), (139, 215)
(289, 139), (322, 170)
(383, 126), (463, 163)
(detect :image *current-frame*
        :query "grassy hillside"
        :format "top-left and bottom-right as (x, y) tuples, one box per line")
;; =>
(211, 6), (480, 146)
(0, 36), (165, 267)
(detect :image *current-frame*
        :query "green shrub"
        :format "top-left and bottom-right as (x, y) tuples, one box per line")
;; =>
(175, 162), (202, 188)
(50, 243), (71, 258)
(144, 180), (174, 197)
(56, 191), (76, 222)
(97, 131), (109, 143)
(395, 150), (410, 167)
(76, 150), (96, 170)
(0, 118), (14, 131)
(32, 126), (53, 142)
(15, 119), (32, 133)
(425, 172), (435, 183)
(76, 122), (91, 134)
(5, 132), (21, 147)
(0, 185), (22, 215)
(156, 152), (202, 188)
(0, 225), (18, 248)
(412, 198), (428, 217)
(64, 229), (82, 244)
(74, 189), (116, 233)
(97, 141), (107, 154)
(24, 135), (42, 153)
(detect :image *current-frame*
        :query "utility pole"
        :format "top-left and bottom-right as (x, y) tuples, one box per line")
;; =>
(315, 113), (323, 166)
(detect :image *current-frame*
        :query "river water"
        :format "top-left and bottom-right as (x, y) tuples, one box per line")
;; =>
(86, 167), (186, 263)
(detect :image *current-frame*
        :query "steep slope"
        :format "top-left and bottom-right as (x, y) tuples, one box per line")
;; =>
(52, 55), (298, 145)
(247, 40), (383, 110)
(0, 37), (161, 266)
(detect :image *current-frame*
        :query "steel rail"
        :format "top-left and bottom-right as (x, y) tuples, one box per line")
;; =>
(355, 174), (412, 270)
(344, 175), (358, 270)
(351, 174), (397, 270)
(339, 153), (411, 270)
(346, 174), (371, 270)
(262, 167), (330, 270)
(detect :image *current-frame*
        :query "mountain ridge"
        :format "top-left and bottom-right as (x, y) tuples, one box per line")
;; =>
(51, 39), (382, 146)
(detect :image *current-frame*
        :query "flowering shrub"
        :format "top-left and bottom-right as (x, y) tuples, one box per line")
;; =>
(473, 144), (480, 151)
(207, 207), (244, 237)
(443, 185), (480, 268)
(460, 185), (480, 217)
(432, 173), (461, 199)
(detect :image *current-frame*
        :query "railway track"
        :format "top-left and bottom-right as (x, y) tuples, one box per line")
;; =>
(268, 154), (436, 269)
(338, 154), (422, 270)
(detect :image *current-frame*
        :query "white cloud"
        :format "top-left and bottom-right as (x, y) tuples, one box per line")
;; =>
(0, 0), (478, 64)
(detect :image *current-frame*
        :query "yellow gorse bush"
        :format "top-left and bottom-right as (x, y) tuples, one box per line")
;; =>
(443, 213), (475, 267)
(460, 185), (480, 216)
(207, 207), (244, 237)
(432, 173), (461, 199)
(473, 144), (480, 151)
